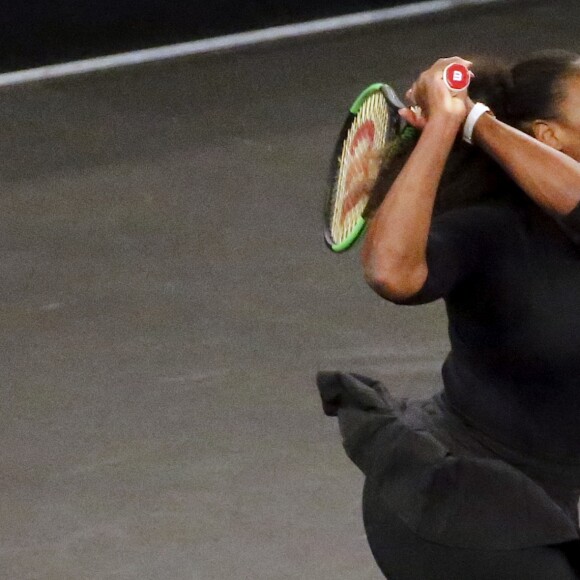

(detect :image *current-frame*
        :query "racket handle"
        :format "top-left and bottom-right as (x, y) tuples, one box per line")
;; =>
(443, 63), (471, 93)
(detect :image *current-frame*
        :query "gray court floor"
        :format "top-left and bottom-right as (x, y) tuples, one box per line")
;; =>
(1, 1), (579, 578)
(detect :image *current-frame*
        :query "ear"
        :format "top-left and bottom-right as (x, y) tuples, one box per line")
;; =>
(532, 120), (563, 151)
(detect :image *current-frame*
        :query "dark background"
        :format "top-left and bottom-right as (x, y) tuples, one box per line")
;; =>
(2, 1), (431, 72)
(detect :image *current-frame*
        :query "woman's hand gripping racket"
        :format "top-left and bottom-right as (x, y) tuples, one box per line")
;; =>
(324, 64), (471, 253)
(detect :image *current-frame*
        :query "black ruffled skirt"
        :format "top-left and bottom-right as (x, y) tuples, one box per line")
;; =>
(317, 371), (580, 549)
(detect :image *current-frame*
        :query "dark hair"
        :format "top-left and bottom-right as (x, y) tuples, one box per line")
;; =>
(434, 49), (580, 214)
(506, 50), (580, 130)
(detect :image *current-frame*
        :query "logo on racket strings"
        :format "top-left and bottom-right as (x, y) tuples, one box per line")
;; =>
(342, 120), (379, 225)
(349, 120), (375, 156)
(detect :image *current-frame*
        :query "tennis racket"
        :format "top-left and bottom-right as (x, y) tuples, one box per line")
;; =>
(324, 64), (471, 253)
(324, 83), (418, 253)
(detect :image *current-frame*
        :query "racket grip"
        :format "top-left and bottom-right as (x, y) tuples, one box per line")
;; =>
(443, 63), (471, 93)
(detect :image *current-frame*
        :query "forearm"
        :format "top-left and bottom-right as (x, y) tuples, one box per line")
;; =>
(362, 114), (461, 299)
(472, 114), (580, 215)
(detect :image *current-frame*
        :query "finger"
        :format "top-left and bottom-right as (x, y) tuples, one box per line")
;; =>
(405, 83), (418, 105)
(399, 107), (426, 130)
(438, 56), (473, 67)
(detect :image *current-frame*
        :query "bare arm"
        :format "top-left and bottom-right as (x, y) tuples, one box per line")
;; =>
(471, 112), (580, 215)
(361, 58), (468, 301)
(361, 114), (461, 300)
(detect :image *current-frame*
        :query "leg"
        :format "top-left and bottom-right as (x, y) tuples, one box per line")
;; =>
(364, 508), (580, 580)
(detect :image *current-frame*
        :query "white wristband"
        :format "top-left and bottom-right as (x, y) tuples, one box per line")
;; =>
(463, 103), (492, 145)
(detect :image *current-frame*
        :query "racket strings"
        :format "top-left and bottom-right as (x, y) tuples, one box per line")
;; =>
(363, 125), (419, 219)
(331, 92), (390, 245)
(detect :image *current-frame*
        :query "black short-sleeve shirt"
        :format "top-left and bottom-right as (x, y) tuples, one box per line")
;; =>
(398, 200), (580, 461)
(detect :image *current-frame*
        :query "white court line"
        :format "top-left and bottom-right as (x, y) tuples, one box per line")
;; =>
(0, 0), (510, 87)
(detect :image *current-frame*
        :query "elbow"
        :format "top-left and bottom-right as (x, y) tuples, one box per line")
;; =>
(363, 260), (428, 303)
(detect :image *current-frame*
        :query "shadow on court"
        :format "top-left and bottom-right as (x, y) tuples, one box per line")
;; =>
(0, 1), (578, 578)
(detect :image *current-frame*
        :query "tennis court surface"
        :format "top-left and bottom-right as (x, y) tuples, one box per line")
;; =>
(1, 1), (579, 578)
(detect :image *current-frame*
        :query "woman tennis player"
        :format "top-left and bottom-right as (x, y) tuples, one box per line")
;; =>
(317, 50), (580, 578)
